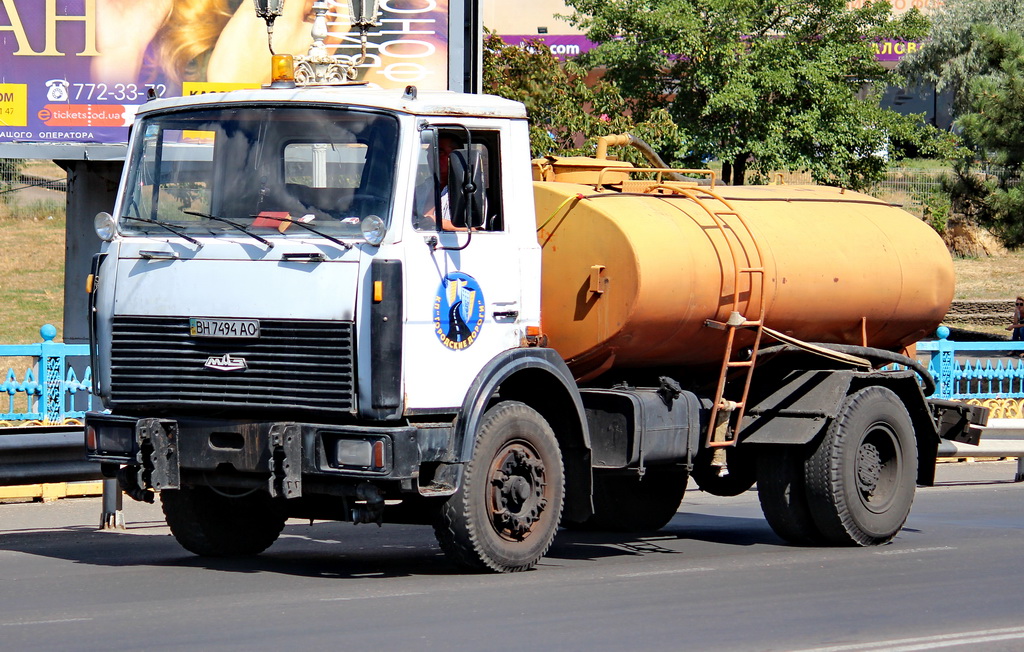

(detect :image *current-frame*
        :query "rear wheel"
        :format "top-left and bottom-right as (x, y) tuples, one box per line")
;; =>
(756, 445), (824, 545)
(581, 465), (688, 532)
(434, 401), (564, 572)
(805, 386), (917, 546)
(161, 486), (286, 557)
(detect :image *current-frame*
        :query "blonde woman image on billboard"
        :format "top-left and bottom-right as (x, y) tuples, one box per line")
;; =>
(91, 0), (332, 85)
(91, 0), (449, 90)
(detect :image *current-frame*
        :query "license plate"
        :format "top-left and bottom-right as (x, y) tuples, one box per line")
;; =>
(189, 318), (260, 339)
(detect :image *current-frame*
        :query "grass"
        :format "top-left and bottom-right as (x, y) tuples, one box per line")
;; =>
(951, 250), (1024, 301)
(0, 198), (66, 405)
(944, 249), (1024, 337)
(0, 200), (67, 345)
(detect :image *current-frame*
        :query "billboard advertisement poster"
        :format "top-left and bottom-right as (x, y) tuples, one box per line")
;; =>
(0, 0), (450, 146)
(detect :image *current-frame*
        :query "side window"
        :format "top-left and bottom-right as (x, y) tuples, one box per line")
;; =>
(414, 129), (503, 232)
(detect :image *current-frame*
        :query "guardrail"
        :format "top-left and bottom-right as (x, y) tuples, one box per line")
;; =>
(917, 326), (1024, 401)
(0, 424), (101, 487)
(1, 324), (93, 423)
(938, 419), (1024, 482)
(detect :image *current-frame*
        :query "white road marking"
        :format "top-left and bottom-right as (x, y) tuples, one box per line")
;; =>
(796, 626), (1024, 651)
(616, 566), (716, 578)
(1, 618), (92, 627)
(321, 591), (427, 602)
(874, 545), (957, 555)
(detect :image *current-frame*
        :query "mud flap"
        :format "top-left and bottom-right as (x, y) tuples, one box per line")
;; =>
(136, 418), (180, 491)
(929, 399), (988, 445)
(268, 423), (302, 499)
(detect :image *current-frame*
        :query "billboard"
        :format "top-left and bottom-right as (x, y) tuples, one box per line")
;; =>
(0, 0), (450, 145)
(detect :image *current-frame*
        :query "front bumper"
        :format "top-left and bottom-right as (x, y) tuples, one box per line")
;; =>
(84, 412), (453, 498)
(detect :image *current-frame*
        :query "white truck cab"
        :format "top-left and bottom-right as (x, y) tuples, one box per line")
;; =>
(86, 85), (582, 572)
(92, 87), (540, 419)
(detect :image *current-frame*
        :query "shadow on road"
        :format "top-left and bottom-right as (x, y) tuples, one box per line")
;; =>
(0, 518), (452, 579)
(0, 508), (786, 578)
(548, 512), (782, 563)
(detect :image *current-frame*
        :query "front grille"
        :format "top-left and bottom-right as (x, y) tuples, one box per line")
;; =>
(110, 316), (355, 414)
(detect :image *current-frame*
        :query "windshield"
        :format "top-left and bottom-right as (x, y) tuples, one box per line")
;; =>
(119, 106), (399, 238)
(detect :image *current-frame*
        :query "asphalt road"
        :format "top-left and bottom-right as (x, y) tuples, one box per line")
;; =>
(2, 461), (1023, 652)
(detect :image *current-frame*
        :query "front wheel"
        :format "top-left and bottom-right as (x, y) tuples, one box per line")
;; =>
(434, 401), (564, 572)
(161, 486), (286, 557)
(805, 386), (918, 546)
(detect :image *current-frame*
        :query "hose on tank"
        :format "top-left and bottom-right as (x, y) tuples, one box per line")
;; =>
(595, 133), (695, 182)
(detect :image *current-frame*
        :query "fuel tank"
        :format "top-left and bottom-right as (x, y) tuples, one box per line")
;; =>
(533, 169), (953, 380)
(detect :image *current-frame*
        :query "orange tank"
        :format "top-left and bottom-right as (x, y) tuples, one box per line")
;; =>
(533, 167), (953, 380)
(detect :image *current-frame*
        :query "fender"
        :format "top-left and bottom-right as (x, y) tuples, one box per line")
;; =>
(454, 347), (593, 521)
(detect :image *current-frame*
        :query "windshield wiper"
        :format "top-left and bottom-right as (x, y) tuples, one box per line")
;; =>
(247, 214), (354, 250)
(184, 210), (274, 248)
(120, 215), (201, 246)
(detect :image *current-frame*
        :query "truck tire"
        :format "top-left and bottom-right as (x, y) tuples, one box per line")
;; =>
(581, 465), (688, 532)
(691, 446), (757, 497)
(756, 445), (824, 545)
(434, 401), (564, 572)
(804, 386), (917, 546)
(161, 486), (287, 557)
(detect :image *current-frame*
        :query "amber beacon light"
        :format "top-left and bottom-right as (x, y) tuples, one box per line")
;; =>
(254, 0), (381, 85)
(271, 54), (296, 84)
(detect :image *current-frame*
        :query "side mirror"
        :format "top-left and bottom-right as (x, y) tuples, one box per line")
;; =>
(447, 148), (486, 229)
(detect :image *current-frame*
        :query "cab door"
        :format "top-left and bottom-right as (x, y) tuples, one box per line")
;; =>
(402, 121), (527, 411)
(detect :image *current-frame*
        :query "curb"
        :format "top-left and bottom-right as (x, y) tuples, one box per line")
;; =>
(0, 481), (103, 503)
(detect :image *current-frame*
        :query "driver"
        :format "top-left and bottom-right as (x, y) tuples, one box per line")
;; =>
(414, 133), (463, 231)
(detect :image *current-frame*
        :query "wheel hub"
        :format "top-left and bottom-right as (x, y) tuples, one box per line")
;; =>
(856, 424), (902, 514)
(489, 444), (548, 541)
(856, 442), (882, 495)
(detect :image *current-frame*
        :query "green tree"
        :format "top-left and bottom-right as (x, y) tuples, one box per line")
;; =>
(482, 32), (685, 167)
(897, 0), (1024, 115)
(563, 0), (945, 187)
(942, 26), (1024, 246)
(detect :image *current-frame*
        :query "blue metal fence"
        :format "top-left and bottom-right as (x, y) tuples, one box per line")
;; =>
(917, 326), (1024, 400)
(0, 322), (1019, 420)
(1, 324), (92, 423)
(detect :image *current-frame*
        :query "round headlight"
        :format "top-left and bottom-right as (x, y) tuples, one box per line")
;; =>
(94, 211), (116, 241)
(361, 215), (386, 246)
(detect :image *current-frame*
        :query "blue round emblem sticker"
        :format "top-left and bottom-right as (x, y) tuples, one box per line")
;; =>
(433, 272), (485, 350)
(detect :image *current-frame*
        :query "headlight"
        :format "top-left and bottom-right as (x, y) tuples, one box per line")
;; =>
(361, 215), (386, 246)
(94, 211), (116, 241)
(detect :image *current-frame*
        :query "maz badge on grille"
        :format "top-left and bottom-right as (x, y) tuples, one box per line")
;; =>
(204, 353), (248, 372)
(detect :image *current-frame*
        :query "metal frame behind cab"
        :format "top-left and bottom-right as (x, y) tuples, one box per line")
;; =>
(449, 0), (482, 94)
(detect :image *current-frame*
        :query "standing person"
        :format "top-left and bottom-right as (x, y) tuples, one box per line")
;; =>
(1008, 296), (1024, 341)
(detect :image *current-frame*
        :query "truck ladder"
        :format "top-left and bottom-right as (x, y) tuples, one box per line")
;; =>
(667, 187), (767, 449)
